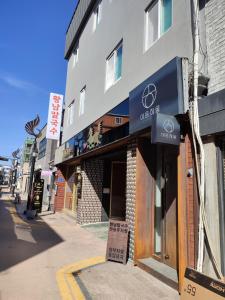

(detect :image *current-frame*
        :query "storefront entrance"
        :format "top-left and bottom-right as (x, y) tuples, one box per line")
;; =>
(154, 145), (178, 269)
(101, 150), (127, 221)
(135, 137), (179, 287)
(110, 161), (126, 220)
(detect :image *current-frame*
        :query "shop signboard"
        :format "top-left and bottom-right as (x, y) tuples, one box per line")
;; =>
(46, 93), (63, 140)
(181, 268), (225, 299)
(106, 220), (129, 265)
(41, 170), (52, 177)
(32, 179), (44, 213)
(129, 57), (186, 134)
(63, 99), (129, 161)
(151, 113), (180, 145)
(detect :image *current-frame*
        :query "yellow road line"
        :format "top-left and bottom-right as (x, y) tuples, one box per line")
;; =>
(56, 256), (106, 300)
(56, 270), (74, 300)
(66, 273), (85, 300)
(7, 202), (28, 226)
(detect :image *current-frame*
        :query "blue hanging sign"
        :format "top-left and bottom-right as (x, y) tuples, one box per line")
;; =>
(151, 113), (180, 145)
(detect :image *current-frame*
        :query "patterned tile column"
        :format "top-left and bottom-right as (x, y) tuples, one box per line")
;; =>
(126, 140), (137, 260)
(77, 159), (104, 224)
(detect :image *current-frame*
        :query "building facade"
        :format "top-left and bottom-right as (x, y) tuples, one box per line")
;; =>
(20, 137), (34, 194)
(34, 125), (58, 211)
(53, 0), (225, 291)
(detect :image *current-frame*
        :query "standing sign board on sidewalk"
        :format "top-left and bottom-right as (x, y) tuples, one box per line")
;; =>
(106, 220), (129, 265)
(46, 93), (64, 140)
(32, 179), (44, 213)
(181, 268), (225, 299)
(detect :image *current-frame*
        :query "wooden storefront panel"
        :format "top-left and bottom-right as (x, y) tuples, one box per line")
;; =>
(134, 138), (156, 260)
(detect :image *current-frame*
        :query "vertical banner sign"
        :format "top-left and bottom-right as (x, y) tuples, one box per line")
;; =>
(46, 93), (64, 140)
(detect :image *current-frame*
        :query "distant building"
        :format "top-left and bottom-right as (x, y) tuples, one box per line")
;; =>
(0, 165), (11, 185)
(20, 137), (34, 194)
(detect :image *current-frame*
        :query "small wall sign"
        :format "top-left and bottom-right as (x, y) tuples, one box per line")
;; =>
(181, 268), (225, 299)
(151, 113), (180, 145)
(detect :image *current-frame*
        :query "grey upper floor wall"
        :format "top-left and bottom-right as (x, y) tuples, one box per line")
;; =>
(62, 0), (193, 144)
(65, 0), (95, 59)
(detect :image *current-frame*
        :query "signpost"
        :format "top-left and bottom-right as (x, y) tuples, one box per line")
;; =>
(32, 179), (44, 213)
(106, 220), (129, 265)
(181, 268), (225, 299)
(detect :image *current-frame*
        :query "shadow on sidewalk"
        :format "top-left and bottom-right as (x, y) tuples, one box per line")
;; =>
(0, 189), (64, 272)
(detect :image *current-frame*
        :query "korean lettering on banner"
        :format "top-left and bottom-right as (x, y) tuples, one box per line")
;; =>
(46, 93), (64, 140)
(106, 220), (129, 265)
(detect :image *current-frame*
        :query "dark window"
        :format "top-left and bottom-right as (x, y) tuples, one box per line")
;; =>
(38, 138), (47, 159)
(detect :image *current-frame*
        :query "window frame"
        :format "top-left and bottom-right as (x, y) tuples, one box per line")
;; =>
(38, 138), (47, 160)
(67, 100), (74, 126)
(115, 116), (122, 125)
(105, 41), (123, 91)
(79, 86), (86, 116)
(73, 46), (79, 67)
(93, 1), (102, 32)
(145, 0), (173, 51)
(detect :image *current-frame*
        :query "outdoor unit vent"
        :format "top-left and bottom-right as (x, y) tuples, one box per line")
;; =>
(189, 73), (210, 98)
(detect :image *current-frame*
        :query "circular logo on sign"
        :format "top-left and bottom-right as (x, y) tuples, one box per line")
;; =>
(142, 83), (157, 109)
(163, 119), (175, 133)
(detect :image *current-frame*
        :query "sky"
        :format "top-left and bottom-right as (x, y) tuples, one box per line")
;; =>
(0, 0), (78, 163)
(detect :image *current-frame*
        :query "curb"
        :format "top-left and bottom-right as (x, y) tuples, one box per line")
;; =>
(56, 256), (106, 300)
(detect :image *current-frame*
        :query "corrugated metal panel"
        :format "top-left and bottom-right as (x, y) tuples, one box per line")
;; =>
(65, 0), (95, 59)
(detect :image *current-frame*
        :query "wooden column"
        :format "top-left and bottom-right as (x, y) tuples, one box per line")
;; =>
(134, 138), (155, 260)
(178, 140), (188, 292)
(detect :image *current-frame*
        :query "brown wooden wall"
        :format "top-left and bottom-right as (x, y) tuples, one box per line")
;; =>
(54, 169), (66, 212)
(134, 138), (156, 260)
(64, 167), (75, 211)
(177, 130), (197, 291)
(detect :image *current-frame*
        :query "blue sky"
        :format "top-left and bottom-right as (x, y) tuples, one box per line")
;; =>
(0, 0), (77, 162)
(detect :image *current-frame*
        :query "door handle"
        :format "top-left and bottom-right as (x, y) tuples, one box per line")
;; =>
(165, 254), (169, 260)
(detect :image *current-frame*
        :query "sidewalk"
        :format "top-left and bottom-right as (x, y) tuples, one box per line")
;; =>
(0, 189), (179, 299)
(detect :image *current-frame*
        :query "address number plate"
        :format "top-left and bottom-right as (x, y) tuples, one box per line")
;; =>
(181, 268), (225, 299)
